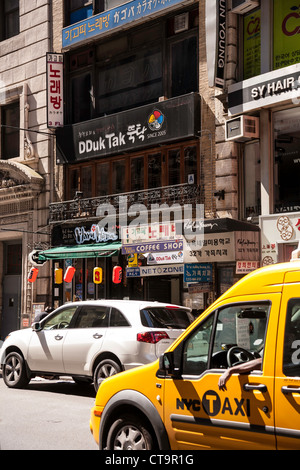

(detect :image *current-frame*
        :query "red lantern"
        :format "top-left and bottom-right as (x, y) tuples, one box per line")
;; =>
(64, 266), (76, 283)
(112, 266), (122, 284)
(28, 267), (39, 283)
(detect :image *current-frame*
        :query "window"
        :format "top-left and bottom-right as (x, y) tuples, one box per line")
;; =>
(0, 0), (19, 41)
(71, 73), (92, 123)
(169, 35), (198, 97)
(6, 243), (22, 275)
(96, 162), (109, 197)
(66, 8), (198, 125)
(75, 305), (108, 328)
(182, 303), (269, 376)
(184, 146), (197, 184)
(131, 156), (144, 191)
(283, 299), (300, 377)
(140, 307), (192, 329)
(110, 308), (130, 327)
(168, 149), (181, 186)
(148, 153), (161, 188)
(43, 306), (78, 329)
(274, 108), (300, 212)
(1, 101), (19, 159)
(244, 142), (261, 218)
(112, 160), (125, 193)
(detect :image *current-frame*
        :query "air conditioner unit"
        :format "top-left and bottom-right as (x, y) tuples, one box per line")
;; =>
(231, 0), (260, 14)
(225, 115), (260, 142)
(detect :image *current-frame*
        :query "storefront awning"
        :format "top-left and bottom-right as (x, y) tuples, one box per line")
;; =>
(38, 242), (122, 260)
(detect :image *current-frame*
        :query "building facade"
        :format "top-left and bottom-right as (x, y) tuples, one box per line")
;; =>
(226, 0), (300, 266)
(0, 1), (54, 339)
(0, 0), (269, 338)
(42, 0), (260, 314)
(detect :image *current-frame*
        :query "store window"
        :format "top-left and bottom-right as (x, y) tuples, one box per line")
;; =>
(0, 0), (19, 41)
(244, 141), (261, 218)
(1, 101), (19, 160)
(274, 108), (300, 212)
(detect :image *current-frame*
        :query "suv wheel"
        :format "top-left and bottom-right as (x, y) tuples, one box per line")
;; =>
(93, 359), (121, 392)
(3, 352), (30, 389)
(106, 414), (154, 450)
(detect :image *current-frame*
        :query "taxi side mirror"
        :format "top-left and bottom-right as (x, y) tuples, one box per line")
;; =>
(159, 351), (181, 378)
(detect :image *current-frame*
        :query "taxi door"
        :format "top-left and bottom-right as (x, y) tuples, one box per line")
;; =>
(163, 295), (280, 450)
(274, 273), (300, 449)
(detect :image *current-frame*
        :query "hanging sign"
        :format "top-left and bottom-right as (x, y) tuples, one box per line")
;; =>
(206, 0), (227, 88)
(46, 53), (64, 128)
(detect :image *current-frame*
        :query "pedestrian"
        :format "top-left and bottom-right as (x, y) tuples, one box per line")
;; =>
(33, 305), (54, 323)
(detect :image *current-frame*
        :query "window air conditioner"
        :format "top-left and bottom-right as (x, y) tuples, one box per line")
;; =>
(225, 115), (260, 142)
(231, 0), (260, 14)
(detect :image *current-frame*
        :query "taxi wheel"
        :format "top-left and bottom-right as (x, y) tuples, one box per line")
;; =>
(3, 352), (30, 389)
(93, 358), (121, 392)
(106, 414), (154, 450)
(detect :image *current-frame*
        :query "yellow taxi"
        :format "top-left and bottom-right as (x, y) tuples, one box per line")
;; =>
(90, 261), (300, 450)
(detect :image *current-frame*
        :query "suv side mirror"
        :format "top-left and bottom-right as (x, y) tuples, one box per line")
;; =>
(32, 322), (42, 332)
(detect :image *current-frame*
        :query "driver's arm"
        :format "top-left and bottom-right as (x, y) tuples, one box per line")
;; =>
(218, 357), (262, 391)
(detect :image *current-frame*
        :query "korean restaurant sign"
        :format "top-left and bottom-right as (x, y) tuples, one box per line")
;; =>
(62, 0), (194, 49)
(56, 93), (200, 163)
(183, 231), (260, 263)
(46, 53), (64, 128)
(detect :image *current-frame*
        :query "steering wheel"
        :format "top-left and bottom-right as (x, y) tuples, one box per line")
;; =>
(227, 346), (256, 367)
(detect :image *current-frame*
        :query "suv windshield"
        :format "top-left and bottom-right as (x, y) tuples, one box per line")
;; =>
(140, 307), (192, 329)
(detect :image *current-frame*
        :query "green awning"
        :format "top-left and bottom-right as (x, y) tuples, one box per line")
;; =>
(38, 242), (122, 260)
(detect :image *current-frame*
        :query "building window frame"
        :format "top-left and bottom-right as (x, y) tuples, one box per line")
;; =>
(0, 0), (19, 41)
(1, 100), (20, 160)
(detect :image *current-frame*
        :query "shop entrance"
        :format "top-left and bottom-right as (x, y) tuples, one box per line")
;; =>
(145, 276), (181, 304)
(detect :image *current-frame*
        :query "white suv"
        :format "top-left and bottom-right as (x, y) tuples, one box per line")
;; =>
(0, 300), (192, 391)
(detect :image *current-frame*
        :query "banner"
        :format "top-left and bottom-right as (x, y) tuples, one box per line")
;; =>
(274, 0), (300, 70)
(243, 8), (261, 80)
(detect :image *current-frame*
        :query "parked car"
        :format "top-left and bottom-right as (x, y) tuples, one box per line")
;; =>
(90, 261), (300, 450)
(0, 300), (192, 392)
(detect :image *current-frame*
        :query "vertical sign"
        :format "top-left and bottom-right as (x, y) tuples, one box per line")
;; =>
(47, 53), (64, 128)
(206, 0), (226, 89)
(273, 0), (300, 70)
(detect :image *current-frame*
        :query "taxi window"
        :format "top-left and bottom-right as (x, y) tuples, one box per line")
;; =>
(182, 302), (269, 376)
(283, 298), (300, 377)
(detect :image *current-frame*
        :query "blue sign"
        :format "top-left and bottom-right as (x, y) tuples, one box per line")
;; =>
(184, 263), (213, 283)
(122, 239), (183, 255)
(63, 0), (190, 48)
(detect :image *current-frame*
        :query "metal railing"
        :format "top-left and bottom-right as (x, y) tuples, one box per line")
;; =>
(49, 183), (204, 223)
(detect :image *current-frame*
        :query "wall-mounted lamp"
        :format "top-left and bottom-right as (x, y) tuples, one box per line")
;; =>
(74, 191), (83, 200)
(214, 189), (225, 200)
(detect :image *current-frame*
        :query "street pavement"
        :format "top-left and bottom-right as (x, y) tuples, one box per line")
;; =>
(0, 371), (98, 450)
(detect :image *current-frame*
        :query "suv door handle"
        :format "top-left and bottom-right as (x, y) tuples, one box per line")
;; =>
(93, 333), (103, 339)
(55, 334), (63, 341)
(282, 386), (300, 395)
(243, 383), (267, 393)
